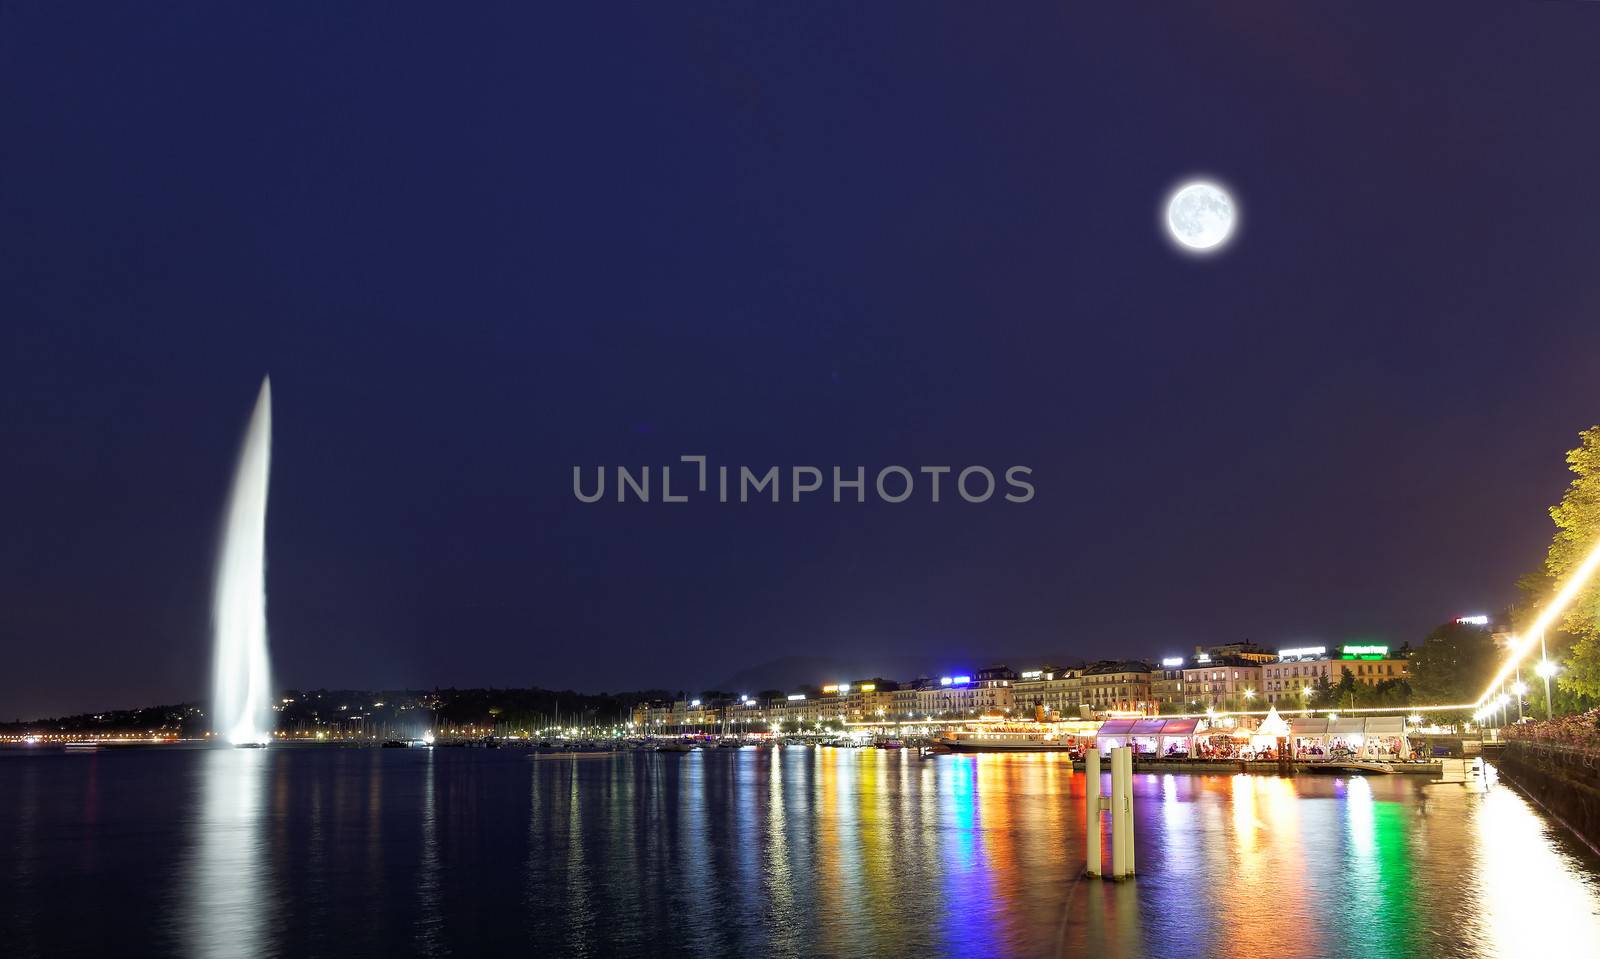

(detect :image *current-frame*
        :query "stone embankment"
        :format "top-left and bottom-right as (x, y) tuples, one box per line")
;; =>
(1497, 741), (1600, 851)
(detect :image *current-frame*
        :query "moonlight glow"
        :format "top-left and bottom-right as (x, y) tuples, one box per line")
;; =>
(1164, 181), (1237, 253)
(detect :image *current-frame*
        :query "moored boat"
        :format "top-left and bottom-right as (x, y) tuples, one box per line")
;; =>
(935, 722), (1079, 753)
(1303, 760), (1396, 775)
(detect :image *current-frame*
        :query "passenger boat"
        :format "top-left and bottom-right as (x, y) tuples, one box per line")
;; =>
(654, 740), (696, 752)
(935, 722), (1079, 753)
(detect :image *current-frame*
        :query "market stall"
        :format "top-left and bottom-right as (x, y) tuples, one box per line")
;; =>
(1158, 717), (1199, 757)
(1327, 717), (1366, 758)
(1288, 717), (1330, 759)
(1130, 719), (1168, 757)
(1360, 716), (1407, 760)
(1095, 718), (1136, 756)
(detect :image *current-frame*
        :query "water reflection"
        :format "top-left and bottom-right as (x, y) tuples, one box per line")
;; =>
(6, 748), (1600, 958)
(413, 746), (444, 956)
(181, 747), (275, 959)
(1474, 783), (1600, 957)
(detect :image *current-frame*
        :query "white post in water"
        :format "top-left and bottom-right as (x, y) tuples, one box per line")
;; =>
(1085, 744), (1136, 880)
(1085, 749), (1101, 877)
(1115, 746), (1134, 877)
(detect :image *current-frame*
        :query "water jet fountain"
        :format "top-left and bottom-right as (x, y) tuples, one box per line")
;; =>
(211, 378), (274, 746)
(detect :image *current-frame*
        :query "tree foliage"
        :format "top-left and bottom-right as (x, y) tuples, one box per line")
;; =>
(1408, 621), (1498, 705)
(1335, 668), (1359, 705)
(1545, 426), (1600, 699)
(1308, 675), (1335, 709)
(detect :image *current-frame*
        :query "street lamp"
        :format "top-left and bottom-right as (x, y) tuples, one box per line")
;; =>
(1535, 658), (1558, 720)
(1511, 679), (1528, 723)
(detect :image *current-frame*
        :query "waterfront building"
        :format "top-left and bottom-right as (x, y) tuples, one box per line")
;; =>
(815, 679), (899, 722)
(631, 639), (1408, 733)
(1014, 665), (1084, 719)
(1262, 644), (1410, 704)
(1180, 657), (1263, 710)
(680, 697), (723, 729)
(1151, 659), (1187, 712)
(630, 699), (675, 731)
(914, 667), (1016, 718)
(775, 687), (833, 727)
(1081, 661), (1155, 715)
(892, 680), (930, 720)
(1197, 641), (1277, 665)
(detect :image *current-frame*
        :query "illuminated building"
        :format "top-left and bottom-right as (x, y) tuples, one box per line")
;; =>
(1151, 658), (1187, 711)
(1262, 645), (1410, 703)
(1014, 665), (1084, 719)
(1081, 661), (1155, 715)
(1196, 641), (1277, 665)
(817, 679), (899, 722)
(914, 666), (1016, 718)
(1180, 656), (1263, 710)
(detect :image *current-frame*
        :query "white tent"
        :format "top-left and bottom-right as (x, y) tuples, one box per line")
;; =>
(1288, 717), (1330, 758)
(1361, 716), (1407, 760)
(1256, 706), (1291, 739)
(1327, 718), (1366, 757)
(1248, 706), (1291, 755)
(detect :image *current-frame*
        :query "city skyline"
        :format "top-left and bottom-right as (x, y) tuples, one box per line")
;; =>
(4, 631), (1443, 729)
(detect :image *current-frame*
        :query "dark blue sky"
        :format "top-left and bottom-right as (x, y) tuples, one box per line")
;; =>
(5, 3), (1600, 718)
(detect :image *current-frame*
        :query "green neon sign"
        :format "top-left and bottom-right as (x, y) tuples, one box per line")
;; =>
(1340, 644), (1388, 660)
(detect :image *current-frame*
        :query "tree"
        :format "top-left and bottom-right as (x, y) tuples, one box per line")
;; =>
(1308, 675), (1336, 709)
(1330, 668), (1360, 710)
(1544, 426), (1600, 700)
(1408, 621), (1499, 705)
(1356, 678), (1412, 709)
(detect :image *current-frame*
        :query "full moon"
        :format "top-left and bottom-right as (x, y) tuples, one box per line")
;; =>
(1165, 181), (1236, 253)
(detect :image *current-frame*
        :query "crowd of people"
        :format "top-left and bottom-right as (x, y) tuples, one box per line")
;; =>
(1505, 708), (1600, 751)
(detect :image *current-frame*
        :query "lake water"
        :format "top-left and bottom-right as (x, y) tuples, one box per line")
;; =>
(3, 745), (1598, 958)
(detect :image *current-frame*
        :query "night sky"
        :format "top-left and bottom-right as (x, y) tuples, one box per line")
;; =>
(5, 4), (1600, 719)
